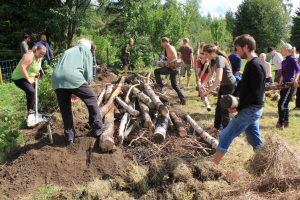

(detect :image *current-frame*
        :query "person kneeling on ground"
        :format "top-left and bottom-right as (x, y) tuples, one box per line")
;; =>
(12, 45), (46, 117)
(213, 34), (266, 165)
(154, 37), (186, 105)
(52, 38), (107, 144)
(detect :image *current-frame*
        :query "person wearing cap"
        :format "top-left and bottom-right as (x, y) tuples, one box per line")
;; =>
(267, 47), (283, 83)
(154, 37), (186, 105)
(276, 43), (300, 129)
(52, 38), (107, 144)
(20, 34), (30, 56)
(179, 38), (194, 88)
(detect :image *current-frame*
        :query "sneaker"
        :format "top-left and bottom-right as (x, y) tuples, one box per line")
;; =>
(283, 121), (289, 128)
(276, 122), (284, 129)
(65, 130), (75, 144)
(93, 124), (110, 137)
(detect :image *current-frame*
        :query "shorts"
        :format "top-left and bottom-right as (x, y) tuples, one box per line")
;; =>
(122, 58), (130, 66)
(180, 64), (192, 77)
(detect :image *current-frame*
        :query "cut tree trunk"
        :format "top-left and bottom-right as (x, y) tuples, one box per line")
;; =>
(104, 84), (114, 102)
(123, 86), (155, 109)
(97, 89), (106, 106)
(154, 115), (169, 144)
(118, 112), (129, 143)
(169, 111), (187, 138)
(125, 84), (140, 103)
(143, 83), (168, 116)
(185, 115), (219, 148)
(138, 100), (154, 130)
(115, 97), (140, 117)
(155, 91), (169, 102)
(99, 106), (115, 152)
(100, 76), (125, 117)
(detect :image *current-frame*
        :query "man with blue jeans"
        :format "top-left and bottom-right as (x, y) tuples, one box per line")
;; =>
(213, 34), (266, 164)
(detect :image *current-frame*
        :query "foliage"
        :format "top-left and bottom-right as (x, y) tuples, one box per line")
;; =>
(291, 4), (300, 51)
(234, 0), (291, 52)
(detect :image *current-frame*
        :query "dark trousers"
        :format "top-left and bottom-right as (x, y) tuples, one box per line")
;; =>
(296, 88), (300, 108)
(55, 84), (103, 138)
(154, 67), (186, 101)
(214, 84), (235, 130)
(13, 78), (35, 111)
(278, 87), (294, 123)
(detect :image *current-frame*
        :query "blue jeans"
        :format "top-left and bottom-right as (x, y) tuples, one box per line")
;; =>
(217, 107), (264, 153)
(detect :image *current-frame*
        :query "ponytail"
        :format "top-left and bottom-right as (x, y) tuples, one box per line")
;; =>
(203, 44), (232, 68)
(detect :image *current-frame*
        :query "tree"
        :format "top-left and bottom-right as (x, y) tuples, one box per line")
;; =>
(291, 4), (300, 51)
(234, 0), (290, 52)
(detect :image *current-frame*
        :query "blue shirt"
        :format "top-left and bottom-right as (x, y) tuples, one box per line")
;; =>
(229, 54), (242, 72)
(35, 41), (52, 62)
(281, 55), (300, 83)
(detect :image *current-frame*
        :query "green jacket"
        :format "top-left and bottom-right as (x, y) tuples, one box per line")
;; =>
(52, 45), (93, 90)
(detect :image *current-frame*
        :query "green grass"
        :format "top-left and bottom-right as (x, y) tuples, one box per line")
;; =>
(0, 83), (26, 163)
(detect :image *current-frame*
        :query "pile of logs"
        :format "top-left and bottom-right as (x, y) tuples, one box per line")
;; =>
(97, 73), (219, 152)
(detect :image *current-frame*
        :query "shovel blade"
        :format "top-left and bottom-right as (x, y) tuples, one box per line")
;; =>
(27, 113), (46, 128)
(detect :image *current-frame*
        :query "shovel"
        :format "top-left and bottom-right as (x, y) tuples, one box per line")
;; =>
(27, 79), (47, 128)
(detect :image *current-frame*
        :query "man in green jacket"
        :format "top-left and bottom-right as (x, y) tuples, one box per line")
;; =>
(52, 38), (107, 144)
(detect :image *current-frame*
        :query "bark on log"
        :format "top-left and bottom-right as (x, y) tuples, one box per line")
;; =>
(115, 97), (140, 117)
(97, 89), (106, 106)
(100, 76), (125, 116)
(169, 111), (187, 138)
(138, 100), (154, 130)
(185, 115), (219, 148)
(118, 112), (129, 143)
(155, 91), (169, 102)
(99, 106), (115, 152)
(123, 86), (155, 109)
(143, 83), (168, 116)
(265, 82), (299, 91)
(125, 84), (140, 103)
(104, 84), (114, 102)
(154, 116), (169, 144)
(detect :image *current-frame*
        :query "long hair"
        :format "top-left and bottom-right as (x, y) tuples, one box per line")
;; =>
(203, 44), (231, 68)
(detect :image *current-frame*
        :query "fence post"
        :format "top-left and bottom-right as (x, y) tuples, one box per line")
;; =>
(0, 68), (3, 85)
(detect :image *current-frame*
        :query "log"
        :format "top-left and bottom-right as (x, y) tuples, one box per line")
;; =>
(97, 89), (106, 106)
(118, 112), (129, 143)
(220, 94), (239, 110)
(185, 115), (219, 148)
(155, 91), (169, 102)
(124, 123), (136, 138)
(169, 111), (187, 138)
(125, 84), (140, 103)
(100, 76), (125, 116)
(154, 115), (169, 144)
(265, 82), (299, 91)
(143, 83), (168, 116)
(115, 97), (140, 117)
(138, 100), (154, 130)
(104, 84), (114, 102)
(99, 106), (115, 152)
(123, 86), (155, 109)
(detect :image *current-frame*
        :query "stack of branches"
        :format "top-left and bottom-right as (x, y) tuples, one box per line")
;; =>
(97, 72), (219, 160)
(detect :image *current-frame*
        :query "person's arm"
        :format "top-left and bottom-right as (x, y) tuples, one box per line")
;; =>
(293, 59), (300, 87)
(20, 53), (34, 83)
(199, 62), (209, 80)
(202, 66), (213, 86)
(207, 68), (223, 93)
(190, 52), (194, 69)
(49, 46), (54, 59)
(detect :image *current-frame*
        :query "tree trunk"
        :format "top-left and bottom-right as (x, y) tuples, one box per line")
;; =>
(138, 100), (154, 130)
(97, 89), (106, 106)
(118, 112), (129, 143)
(115, 97), (140, 117)
(123, 86), (155, 109)
(143, 83), (168, 116)
(99, 106), (115, 152)
(169, 111), (187, 138)
(155, 91), (169, 102)
(185, 115), (219, 148)
(154, 115), (169, 144)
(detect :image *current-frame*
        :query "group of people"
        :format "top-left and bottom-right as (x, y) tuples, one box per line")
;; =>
(11, 31), (300, 164)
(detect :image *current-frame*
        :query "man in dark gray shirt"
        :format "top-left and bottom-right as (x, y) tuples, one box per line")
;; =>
(20, 34), (30, 56)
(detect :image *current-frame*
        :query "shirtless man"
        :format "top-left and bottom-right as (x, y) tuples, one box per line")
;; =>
(259, 53), (273, 84)
(154, 37), (186, 105)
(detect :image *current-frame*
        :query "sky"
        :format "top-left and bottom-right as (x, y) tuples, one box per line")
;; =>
(200, 0), (300, 17)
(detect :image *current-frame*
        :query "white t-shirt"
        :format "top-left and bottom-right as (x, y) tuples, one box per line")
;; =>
(272, 52), (283, 70)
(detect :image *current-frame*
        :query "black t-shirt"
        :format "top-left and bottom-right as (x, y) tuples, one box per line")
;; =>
(236, 57), (266, 111)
